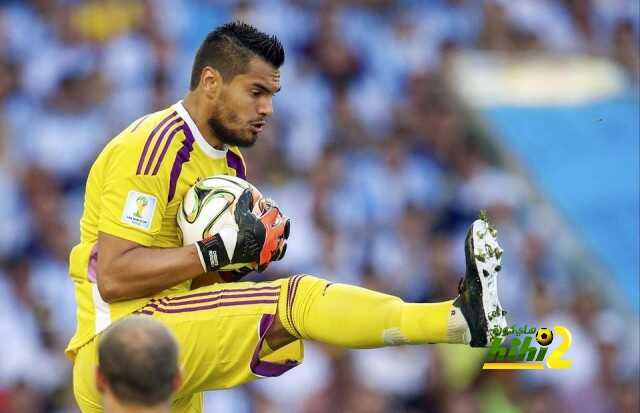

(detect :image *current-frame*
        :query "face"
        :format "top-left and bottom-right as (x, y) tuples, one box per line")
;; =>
(208, 57), (281, 147)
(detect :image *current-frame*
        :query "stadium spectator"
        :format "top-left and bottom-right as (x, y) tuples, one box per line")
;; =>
(97, 315), (181, 413)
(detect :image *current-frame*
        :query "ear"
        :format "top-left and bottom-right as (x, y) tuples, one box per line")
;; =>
(96, 367), (107, 394)
(173, 368), (184, 393)
(200, 67), (223, 100)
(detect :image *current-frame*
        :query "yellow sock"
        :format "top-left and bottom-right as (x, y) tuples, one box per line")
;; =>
(278, 275), (469, 348)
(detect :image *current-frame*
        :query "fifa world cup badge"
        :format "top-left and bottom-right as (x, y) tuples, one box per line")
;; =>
(134, 196), (149, 218)
(122, 191), (157, 230)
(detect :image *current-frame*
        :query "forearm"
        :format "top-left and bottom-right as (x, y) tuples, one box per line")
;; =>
(98, 244), (204, 302)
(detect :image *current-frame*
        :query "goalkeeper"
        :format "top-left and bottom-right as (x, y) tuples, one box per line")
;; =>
(69, 22), (508, 412)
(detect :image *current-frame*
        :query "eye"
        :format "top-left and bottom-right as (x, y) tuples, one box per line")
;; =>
(251, 89), (261, 97)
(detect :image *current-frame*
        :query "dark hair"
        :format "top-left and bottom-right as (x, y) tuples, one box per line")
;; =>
(98, 316), (178, 406)
(190, 21), (285, 90)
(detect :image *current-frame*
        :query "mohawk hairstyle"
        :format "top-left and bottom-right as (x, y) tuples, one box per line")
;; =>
(190, 21), (285, 89)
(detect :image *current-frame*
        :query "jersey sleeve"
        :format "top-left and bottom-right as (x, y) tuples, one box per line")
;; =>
(98, 143), (170, 246)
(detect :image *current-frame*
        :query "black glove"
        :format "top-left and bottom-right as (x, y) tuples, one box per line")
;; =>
(196, 189), (289, 273)
(218, 239), (288, 282)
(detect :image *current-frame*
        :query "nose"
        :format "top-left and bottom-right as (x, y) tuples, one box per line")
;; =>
(258, 97), (273, 118)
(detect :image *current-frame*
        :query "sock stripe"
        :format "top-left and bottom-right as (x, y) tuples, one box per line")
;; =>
(285, 276), (295, 320)
(285, 275), (299, 336)
(287, 275), (306, 338)
(288, 276), (299, 335)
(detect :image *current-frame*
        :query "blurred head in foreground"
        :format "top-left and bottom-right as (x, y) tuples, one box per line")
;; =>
(97, 315), (181, 412)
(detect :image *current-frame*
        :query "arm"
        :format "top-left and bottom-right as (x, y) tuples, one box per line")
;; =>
(96, 232), (205, 303)
(97, 190), (288, 302)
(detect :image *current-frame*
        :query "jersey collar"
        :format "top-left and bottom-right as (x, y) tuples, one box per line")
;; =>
(173, 100), (228, 159)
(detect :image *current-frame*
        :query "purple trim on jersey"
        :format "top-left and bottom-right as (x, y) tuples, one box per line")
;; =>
(250, 314), (300, 377)
(157, 291), (279, 307)
(87, 243), (98, 283)
(144, 117), (183, 175)
(226, 150), (246, 179)
(150, 299), (278, 314)
(136, 111), (177, 175)
(163, 285), (280, 302)
(167, 125), (195, 203)
(152, 121), (184, 175)
(136, 310), (153, 315)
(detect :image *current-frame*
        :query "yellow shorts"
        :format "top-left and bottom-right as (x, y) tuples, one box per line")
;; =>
(73, 277), (305, 413)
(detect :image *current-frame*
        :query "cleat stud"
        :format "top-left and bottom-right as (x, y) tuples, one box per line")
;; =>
(495, 265), (502, 272)
(496, 249), (503, 259)
(483, 269), (490, 277)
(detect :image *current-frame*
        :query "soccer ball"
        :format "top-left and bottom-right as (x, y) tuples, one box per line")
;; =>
(177, 175), (263, 271)
(536, 328), (553, 346)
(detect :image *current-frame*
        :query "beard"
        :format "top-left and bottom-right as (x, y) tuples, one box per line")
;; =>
(207, 108), (257, 148)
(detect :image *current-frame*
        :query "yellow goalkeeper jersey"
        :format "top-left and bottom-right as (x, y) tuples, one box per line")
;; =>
(66, 101), (247, 359)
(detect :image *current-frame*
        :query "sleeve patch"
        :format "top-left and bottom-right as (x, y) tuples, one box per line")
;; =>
(121, 191), (157, 230)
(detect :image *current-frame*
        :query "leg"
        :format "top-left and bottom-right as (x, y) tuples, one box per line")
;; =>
(270, 218), (508, 348)
(74, 278), (301, 412)
(73, 338), (102, 413)
(136, 278), (303, 399)
(265, 311), (298, 351)
(272, 275), (462, 348)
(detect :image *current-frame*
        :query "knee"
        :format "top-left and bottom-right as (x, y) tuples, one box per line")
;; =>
(278, 275), (330, 338)
(287, 274), (324, 282)
(286, 274), (331, 297)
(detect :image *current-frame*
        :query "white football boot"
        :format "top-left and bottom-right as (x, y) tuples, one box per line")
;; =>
(452, 216), (508, 347)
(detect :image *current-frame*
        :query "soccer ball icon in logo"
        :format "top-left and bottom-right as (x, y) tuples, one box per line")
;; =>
(536, 328), (553, 346)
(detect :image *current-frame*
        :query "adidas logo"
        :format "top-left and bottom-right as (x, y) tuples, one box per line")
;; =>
(208, 250), (218, 267)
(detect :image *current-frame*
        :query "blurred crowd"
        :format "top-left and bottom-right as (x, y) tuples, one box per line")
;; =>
(0, 0), (638, 412)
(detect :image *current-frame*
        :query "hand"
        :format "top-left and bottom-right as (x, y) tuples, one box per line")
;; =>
(218, 265), (254, 282)
(196, 189), (289, 273)
(254, 196), (289, 264)
(218, 234), (288, 282)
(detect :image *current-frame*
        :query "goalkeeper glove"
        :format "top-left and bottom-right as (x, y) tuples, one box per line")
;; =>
(196, 189), (289, 274)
